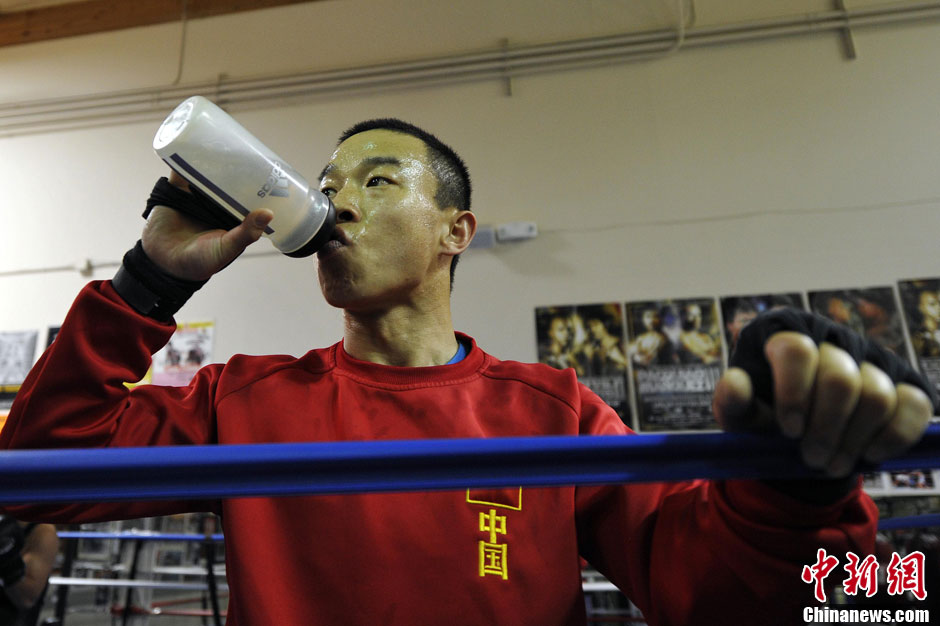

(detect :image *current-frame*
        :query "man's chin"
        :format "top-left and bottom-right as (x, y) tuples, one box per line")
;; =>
(318, 278), (367, 311)
(319, 285), (352, 309)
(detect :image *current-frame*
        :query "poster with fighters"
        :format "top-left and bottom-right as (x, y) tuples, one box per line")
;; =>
(152, 321), (215, 387)
(0, 330), (38, 419)
(898, 278), (940, 401)
(808, 286), (910, 363)
(0, 330), (39, 432)
(534, 303), (631, 424)
(858, 470), (940, 497)
(885, 469), (939, 494)
(719, 293), (805, 359)
(625, 298), (722, 432)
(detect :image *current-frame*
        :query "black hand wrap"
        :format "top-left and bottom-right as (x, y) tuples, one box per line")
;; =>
(0, 516), (25, 589)
(112, 241), (208, 323)
(144, 177), (241, 231)
(729, 307), (937, 505)
(731, 307), (938, 411)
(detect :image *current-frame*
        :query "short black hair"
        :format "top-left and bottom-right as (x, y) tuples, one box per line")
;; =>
(337, 118), (472, 290)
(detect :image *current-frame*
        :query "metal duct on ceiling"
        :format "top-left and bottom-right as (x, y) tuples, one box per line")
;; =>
(0, 1), (937, 137)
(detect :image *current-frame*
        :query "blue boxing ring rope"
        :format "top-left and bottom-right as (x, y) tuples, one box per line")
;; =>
(1, 425), (939, 504)
(25, 426), (940, 625)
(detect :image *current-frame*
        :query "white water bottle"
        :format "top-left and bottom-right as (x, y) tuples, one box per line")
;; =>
(152, 96), (335, 258)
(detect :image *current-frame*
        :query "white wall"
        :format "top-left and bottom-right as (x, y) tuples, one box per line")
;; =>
(1, 0), (939, 365)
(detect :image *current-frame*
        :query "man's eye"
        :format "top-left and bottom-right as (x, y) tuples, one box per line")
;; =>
(366, 176), (392, 187)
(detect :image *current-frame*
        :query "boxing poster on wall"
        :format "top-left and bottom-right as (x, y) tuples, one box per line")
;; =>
(719, 293), (805, 359)
(152, 321), (215, 387)
(0, 330), (38, 417)
(45, 325), (60, 348)
(886, 469), (938, 493)
(862, 469), (940, 497)
(898, 278), (940, 398)
(808, 286), (910, 362)
(625, 298), (721, 432)
(534, 303), (631, 424)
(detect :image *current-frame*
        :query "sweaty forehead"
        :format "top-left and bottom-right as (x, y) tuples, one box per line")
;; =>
(327, 129), (429, 172)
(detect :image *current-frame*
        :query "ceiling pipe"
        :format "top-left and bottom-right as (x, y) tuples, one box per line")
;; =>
(0, 1), (937, 138)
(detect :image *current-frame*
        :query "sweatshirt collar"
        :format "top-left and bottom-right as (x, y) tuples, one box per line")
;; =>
(332, 332), (484, 387)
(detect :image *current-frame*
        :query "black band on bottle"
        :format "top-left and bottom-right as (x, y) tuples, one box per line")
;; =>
(144, 177), (242, 231)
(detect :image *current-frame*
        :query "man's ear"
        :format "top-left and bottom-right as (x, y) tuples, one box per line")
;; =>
(442, 210), (477, 256)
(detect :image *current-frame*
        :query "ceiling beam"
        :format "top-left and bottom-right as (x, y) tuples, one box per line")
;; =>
(0, 0), (321, 48)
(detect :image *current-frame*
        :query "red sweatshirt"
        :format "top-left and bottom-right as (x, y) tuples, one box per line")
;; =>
(0, 281), (876, 625)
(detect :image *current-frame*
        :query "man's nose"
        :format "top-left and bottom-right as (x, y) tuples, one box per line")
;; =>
(331, 187), (361, 223)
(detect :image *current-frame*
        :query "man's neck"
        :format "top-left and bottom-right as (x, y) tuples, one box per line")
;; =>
(342, 300), (459, 367)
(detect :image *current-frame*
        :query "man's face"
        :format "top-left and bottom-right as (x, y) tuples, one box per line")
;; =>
(827, 298), (851, 323)
(316, 129), (454, 310)
(549, 318), (569, 345)
(728, 310), (757, 344)
(920, 291), (940, 321)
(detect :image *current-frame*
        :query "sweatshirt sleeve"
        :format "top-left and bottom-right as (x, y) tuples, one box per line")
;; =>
(574, 383), (877, 626)
(0, 280), (221, 522)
